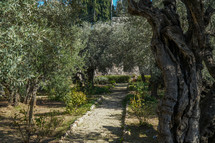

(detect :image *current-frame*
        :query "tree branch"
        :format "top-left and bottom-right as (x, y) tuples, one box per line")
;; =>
(127, 0), (158, 23)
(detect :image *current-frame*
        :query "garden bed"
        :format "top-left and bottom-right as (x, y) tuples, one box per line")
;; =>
(0, 95), (97, 143)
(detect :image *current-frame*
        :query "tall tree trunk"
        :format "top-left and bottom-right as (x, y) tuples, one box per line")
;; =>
(14, 90), (20, 106)
(140, 72), (146, 82)
(138, 66), (146, 82)
(127, 0), (215, 142)
(87, 67), (95, 88)
(26, 79), (39, 143)
(25, 80), (31, 104)
(28, 84), (39, 125)
(7, 88), (19, 106)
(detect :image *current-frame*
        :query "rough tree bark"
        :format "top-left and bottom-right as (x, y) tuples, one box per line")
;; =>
(3, 85), (20, 106)
(27, 79), (39, 143)
(140, 72), (146, 82)
(86, 67), (95, 88)
(128, 0), (215, 142)
(138, 66), (146, 82)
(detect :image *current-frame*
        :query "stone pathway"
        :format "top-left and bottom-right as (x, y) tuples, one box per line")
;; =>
(62, 84), (127, 143)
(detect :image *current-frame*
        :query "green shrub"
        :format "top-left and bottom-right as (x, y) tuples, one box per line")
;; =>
(128, 84), (136, 91)
(145, 75), (151, 83)
(136, 76), (142, 82)
(94, 76), (109, 85)
(64, 90), (87, 114)
(87, 86), (111, 95)
(136, 75), (151, 83)
(94, 75), (131, 84)
(130, 94), (157, 125)
(110, 80), (116, 85)
(128, 82), (149, 92)
(106, 75), (131, 83)
(13, 109), (63, 143)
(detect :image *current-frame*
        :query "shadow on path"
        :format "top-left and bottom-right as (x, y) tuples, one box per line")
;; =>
(63, 84), (128, 143)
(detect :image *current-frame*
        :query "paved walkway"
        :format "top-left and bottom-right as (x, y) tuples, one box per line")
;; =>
(62, 84), (127, 143)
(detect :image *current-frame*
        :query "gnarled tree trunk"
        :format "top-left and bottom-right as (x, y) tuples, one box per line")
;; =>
(128, 0), (215, 142)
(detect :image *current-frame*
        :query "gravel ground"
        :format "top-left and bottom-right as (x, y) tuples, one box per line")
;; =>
(62, 84), (127, 143)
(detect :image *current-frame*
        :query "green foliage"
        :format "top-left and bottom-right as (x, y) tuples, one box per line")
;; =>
(127, 81), (157, 125)
(0, 0), (87, 103)
(94, 75), (122, 85)
(144, 75), (151, 83)
(110, 80), (116, 85)
(105, 75), (131, 83)
(136, 75), (151, 83)
(13, 109), (63, 143)
(130, 93), (157, 126)
(95, 75), (131, 84)
(128, 82), (149, 92)
(110, 15), (154, 74)
(94, 76), (109, 85)
(64, 90), (87, 114)
(84, 22), (113, 75)
(128, 84), (136, 91)
(45, 74), (73, 101)
(77, 0), (111, 22)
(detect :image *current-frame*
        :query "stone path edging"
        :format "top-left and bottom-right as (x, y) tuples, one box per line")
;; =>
(59, 95), (104, 143)
(122, 101), (130, 143)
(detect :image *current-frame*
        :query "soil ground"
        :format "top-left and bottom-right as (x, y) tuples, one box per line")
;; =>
(123, 107), (158, 143)
(0, 96), (93, 143)
(0, 84), (158, 143)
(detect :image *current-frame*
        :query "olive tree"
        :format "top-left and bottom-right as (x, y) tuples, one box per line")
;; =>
(128, 0), (215, 142)
(80, 22), (113, 87)
(0, 0), (86, 126)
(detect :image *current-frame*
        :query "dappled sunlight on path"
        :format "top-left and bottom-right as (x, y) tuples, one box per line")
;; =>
(62, 84), (127, 143)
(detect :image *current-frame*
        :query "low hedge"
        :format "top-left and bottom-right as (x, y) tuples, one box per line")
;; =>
(94, 76), (109, 85)
(94, 75), (131, 84)
(106, 75), (131, 83)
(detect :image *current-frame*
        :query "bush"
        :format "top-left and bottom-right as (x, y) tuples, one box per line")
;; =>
(13, 109), (63, 143)
(64, 90), (87, 114)
(106, 75), (131, 83)
(128, 84), (136, 91)
(128, 82), (149, 92)
(94, 76), (109, 85)
(130, 94), (157, 125)
(145, 75), (151, 83)
(110, 80), (116, 85)
(94, 75), (131, 84)
(136, 76), (142, 82)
